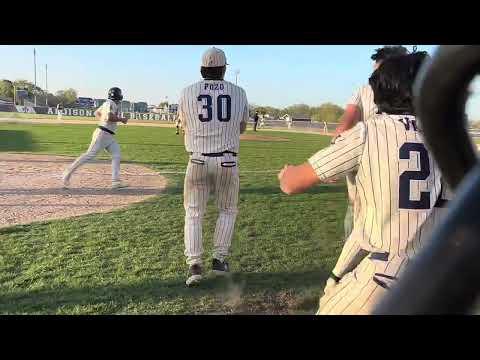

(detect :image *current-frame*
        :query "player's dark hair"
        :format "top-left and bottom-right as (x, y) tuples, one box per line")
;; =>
(371, 45), (409, 63)
(201, 66), (226, 80)
(369, 51), (429, 115)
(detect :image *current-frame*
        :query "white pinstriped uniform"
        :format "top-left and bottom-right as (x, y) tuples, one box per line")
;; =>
(63, 99), (122, 183)
(309, 114), (449, 315)
(343, 85), (378, 238)
(347, 85), (377, 124)
(178, 78), (249, 266)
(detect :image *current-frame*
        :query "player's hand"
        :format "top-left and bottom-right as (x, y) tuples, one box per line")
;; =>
(323, 277), (338, 296)
(330, 134), (340, 145)
(277, 164), (290, 181)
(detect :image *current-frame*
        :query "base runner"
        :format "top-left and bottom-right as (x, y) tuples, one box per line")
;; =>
(62, 87), (129, 190)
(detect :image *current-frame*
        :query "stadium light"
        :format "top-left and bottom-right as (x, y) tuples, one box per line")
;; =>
(235, 69), (240, 85)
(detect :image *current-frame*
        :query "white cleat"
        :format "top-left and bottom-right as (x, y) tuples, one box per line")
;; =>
(186, 264), (203, 287)
(62, 175), (70, 189)
(112, 181), (128, 190)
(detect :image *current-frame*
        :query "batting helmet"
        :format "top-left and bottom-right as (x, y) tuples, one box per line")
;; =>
(108, 87), (123, 102)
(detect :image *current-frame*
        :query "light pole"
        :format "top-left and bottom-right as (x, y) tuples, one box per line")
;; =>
(33, 48), (37, 106)
(235, 69), (240, 85)
(45, 64), (48, 106)
(165, 96), (169, 120)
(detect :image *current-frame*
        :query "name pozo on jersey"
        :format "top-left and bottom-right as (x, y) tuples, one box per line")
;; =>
(204, 83), (224, 91)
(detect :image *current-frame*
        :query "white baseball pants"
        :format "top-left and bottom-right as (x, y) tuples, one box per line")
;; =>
(64, 128), (121, 183)
(317, 255), (408, 315)
(183, 153), (240, 266)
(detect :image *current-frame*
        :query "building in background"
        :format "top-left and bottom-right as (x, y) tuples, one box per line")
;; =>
(169, 104), (178, 113)
(120, 100), (132, 112)
(133, 102), (148, 113)
(76, 97), (95, 108)
(15, 89), (29, 106)
(94, 98), (106, 108)
(292, 115), (312, 123)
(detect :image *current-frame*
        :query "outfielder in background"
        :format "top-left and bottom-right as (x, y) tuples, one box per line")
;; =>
(253, 111), (259, 132)
(175, 115), (184, 135)
(56, 102), (64, 120)
(178, 47), (249, 287)
(278, 51), (450, 314)
(62, 87), (129, 189)
(334, 46), (409, 240)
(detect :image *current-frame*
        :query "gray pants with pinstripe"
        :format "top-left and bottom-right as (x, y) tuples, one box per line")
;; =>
(183, 153), (239, 266)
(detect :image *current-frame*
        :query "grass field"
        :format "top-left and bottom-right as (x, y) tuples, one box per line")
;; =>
(0, 123), (348, 314)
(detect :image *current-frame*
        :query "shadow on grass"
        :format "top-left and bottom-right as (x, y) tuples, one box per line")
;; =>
(0, 269), (328, 314)
(163, 183), (345, 197)
(0, 130), (37, 152)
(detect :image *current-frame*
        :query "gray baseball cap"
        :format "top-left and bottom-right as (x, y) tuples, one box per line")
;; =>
(201, 47), (228, 67)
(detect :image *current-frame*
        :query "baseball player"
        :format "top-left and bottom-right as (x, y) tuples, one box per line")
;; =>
(175, 115), (183, 135)
(259, 114), (266, 129)
(57, 102), (64, 120)
(334, 46), (409, 240)
(177, 47), (249, 287)
(278, 51), (450, 315)
(253, 111), (259, 132)
(61, 87), (129, 189)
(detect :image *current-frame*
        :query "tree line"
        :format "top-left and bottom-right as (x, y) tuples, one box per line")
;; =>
(251, 102), (344, 123)
(0, 79), (78, 107)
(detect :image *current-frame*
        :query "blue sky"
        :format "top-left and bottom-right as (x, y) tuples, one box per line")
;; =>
(1, 45), (479, 119)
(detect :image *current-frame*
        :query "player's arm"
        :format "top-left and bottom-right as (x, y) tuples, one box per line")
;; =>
(102, 102), (128, 123)
(333, 88), (363, 138)
(240, 103), (248, 134)
(333, 104), (361, 137)
(107, 112), (127, 123)
(278, 123), (366, 195)
(94, 108), (102, 120)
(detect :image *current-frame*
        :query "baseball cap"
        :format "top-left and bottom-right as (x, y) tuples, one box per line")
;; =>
(201, 47), (228, 67)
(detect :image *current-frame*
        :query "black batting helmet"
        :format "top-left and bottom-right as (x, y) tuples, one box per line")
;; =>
(108, 87), (123, 102)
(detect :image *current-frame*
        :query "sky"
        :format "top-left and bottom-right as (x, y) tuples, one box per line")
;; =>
(1, 45), (479, 119)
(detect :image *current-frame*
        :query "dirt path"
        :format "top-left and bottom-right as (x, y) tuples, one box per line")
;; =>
(0, 153), (168, 228)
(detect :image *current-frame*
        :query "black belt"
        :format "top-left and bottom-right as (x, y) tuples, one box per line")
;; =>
(98, 126), (115, 135)
(189, 150), (237, 157)
(369, 252), (389, 261)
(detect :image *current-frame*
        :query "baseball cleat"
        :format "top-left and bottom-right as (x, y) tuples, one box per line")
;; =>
(111, 181), (128, 189)
(61, 174), (70, 189)
(186, 264), (203, 287)
(212, 258), (230, 276)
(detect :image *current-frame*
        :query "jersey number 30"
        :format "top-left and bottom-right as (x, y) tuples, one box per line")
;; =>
(197, 94), (231, 122)
(399, 142), (431, 210)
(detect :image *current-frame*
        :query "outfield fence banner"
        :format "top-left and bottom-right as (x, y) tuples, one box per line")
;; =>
(1, 105), (178, 121)
(16, 106), (37, 113)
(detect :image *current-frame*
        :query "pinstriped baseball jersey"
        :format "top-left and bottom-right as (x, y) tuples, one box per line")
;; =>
(178, 80), (249, 154)
(97, 99), (120, 133)
(344, 85), (378, 235)
(347, 85), (377, 123)
(309, 114), (443, 262)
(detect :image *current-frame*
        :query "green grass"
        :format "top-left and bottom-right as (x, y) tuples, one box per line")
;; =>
(0, 124), (348, 314)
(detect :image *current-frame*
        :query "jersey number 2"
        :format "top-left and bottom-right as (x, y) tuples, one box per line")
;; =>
(197, 95), (231, 122)
(399, 142), (431, 210)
